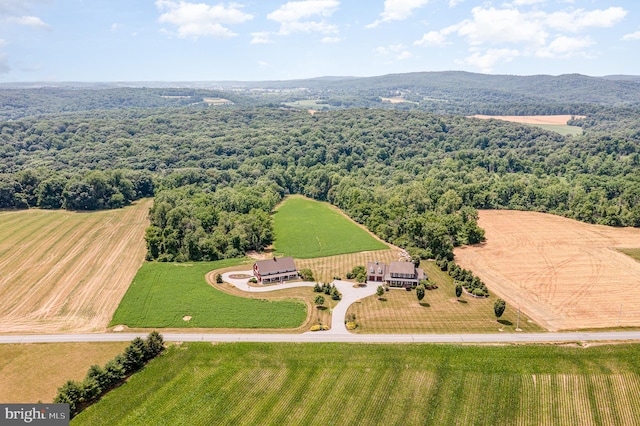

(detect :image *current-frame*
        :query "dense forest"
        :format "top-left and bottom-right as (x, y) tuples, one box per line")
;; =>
(1, 97), (639, 262)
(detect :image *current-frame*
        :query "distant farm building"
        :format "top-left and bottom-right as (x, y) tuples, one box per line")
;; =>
(253, 257), (298, 284)
(366, 261), (425, 288)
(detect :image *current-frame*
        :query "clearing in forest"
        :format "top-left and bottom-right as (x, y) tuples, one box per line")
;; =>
(272, 195), (388, 259)
(0, 199), (152, 333)
(472, 114), (584, 136)
(454, 210), (640, 331)
(74, 342), (640, 425)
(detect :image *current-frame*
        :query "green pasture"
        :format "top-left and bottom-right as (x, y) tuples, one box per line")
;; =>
(74, 342), (640, 425)
(273, 196), (388, 259)
(530, 123), (583, 136)
(110, 260), (306, 328)
(283, 100), (332, 109)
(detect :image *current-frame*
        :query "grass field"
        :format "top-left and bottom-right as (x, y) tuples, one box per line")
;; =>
(0, 342), (129, 403)
(0, 199), (151, 333)
(273, 195), (388, 259)
(110, 260), (307, 329)
(619, 248), (640, 262)
(296, 248), (400, 283)
(348, 261), (543, 333)
(455, 210), (640, 331)
(73, 342), (640, 425)
(472, 114), (583, 136)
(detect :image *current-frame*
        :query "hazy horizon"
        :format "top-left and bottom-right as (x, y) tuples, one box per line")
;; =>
(1, 1), (639, 83)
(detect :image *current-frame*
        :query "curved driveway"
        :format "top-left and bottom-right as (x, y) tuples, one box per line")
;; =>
(223, 271), (377, 333)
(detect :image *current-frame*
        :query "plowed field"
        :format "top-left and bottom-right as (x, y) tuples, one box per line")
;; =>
(454, 210), (640, 331)
(0, 199), (151, 333)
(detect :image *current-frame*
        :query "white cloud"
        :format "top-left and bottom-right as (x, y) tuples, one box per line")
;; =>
(367, 0), (429, 28)
(257, 61), (269, 68)
(414, 30), (447, 46)
(448, 0), (464, 6)
(321, 36), (341, 43)
(452, 7), (548, 46)
(267, 0), (339, 36)
(536, 35), (593, 58)
(397, 50), (413, 60)
(416, 4), (628, 72)
(463, 48), (520, 73)
(0, 53), (10, 74)
(375, 43), (407, 55)
(512, 0), (545, 5)
(250, 31), (271, 44)
(111, 23), (123, 32)
(622, 31), (640, 41)
(156, 1), (253, 38)
(7, 15), (50, 30)
(546, 7), (627, 33)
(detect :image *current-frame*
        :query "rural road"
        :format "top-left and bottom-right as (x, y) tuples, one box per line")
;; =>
(2, 331), (640, 344)
(4, 272), (639, 344)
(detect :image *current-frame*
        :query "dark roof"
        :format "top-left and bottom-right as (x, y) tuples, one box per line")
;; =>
(254, 256), (297, 275)
(389, 261), (415, 275)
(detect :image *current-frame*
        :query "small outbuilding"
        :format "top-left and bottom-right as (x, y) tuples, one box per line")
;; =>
(253, 256), (298, 284)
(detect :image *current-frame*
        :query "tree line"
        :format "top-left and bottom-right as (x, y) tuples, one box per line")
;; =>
(2, 106), (640, 261)
(54, 331), (164, 418)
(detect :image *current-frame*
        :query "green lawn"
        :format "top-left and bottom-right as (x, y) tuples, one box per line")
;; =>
(110, 260), (306, 328)
(349, 261), (544, 333)
(273, 195), (388, 259)
(73, 342), (640, 425)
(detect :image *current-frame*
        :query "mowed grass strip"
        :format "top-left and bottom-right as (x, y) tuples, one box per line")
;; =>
(0, 342), (129, 403)
(619, 248), (640, 262)
(110, 260), (306, 328)
(73, 342), (640, 426)
(348, 261), (544, 333)
(273, 195), (388, 259)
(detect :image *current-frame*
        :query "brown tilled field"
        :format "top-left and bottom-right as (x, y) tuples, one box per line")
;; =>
(454, 210), (640, 331)
(471, 114), (584, 125)
(0, 199), (151, 334)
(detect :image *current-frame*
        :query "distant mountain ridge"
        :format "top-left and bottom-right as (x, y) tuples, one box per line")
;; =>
(1, 71), (639, 120)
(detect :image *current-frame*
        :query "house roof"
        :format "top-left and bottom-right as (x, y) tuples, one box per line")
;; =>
(366, 261), (386, 275)
(389, 261), (415, 275)
(254, 256), (297, 275)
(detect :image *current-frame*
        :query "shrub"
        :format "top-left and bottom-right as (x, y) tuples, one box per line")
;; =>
(310, 324), (324, 331)
(299, 268), (314, 281)
(314, 295), (325, 306)
(333, 276), (342, 280)
(215, 273), (223, 284)
(313, 283), (322, 292)
(472, 288), (485, 297)
(494, 299), (506, 318)
(346, 322), (357, 330)
(331, 287), (341, 301)
(249, 277), (257, 283)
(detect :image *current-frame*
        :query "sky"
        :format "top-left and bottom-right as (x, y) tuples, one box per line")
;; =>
(0, 0), (639, 82)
